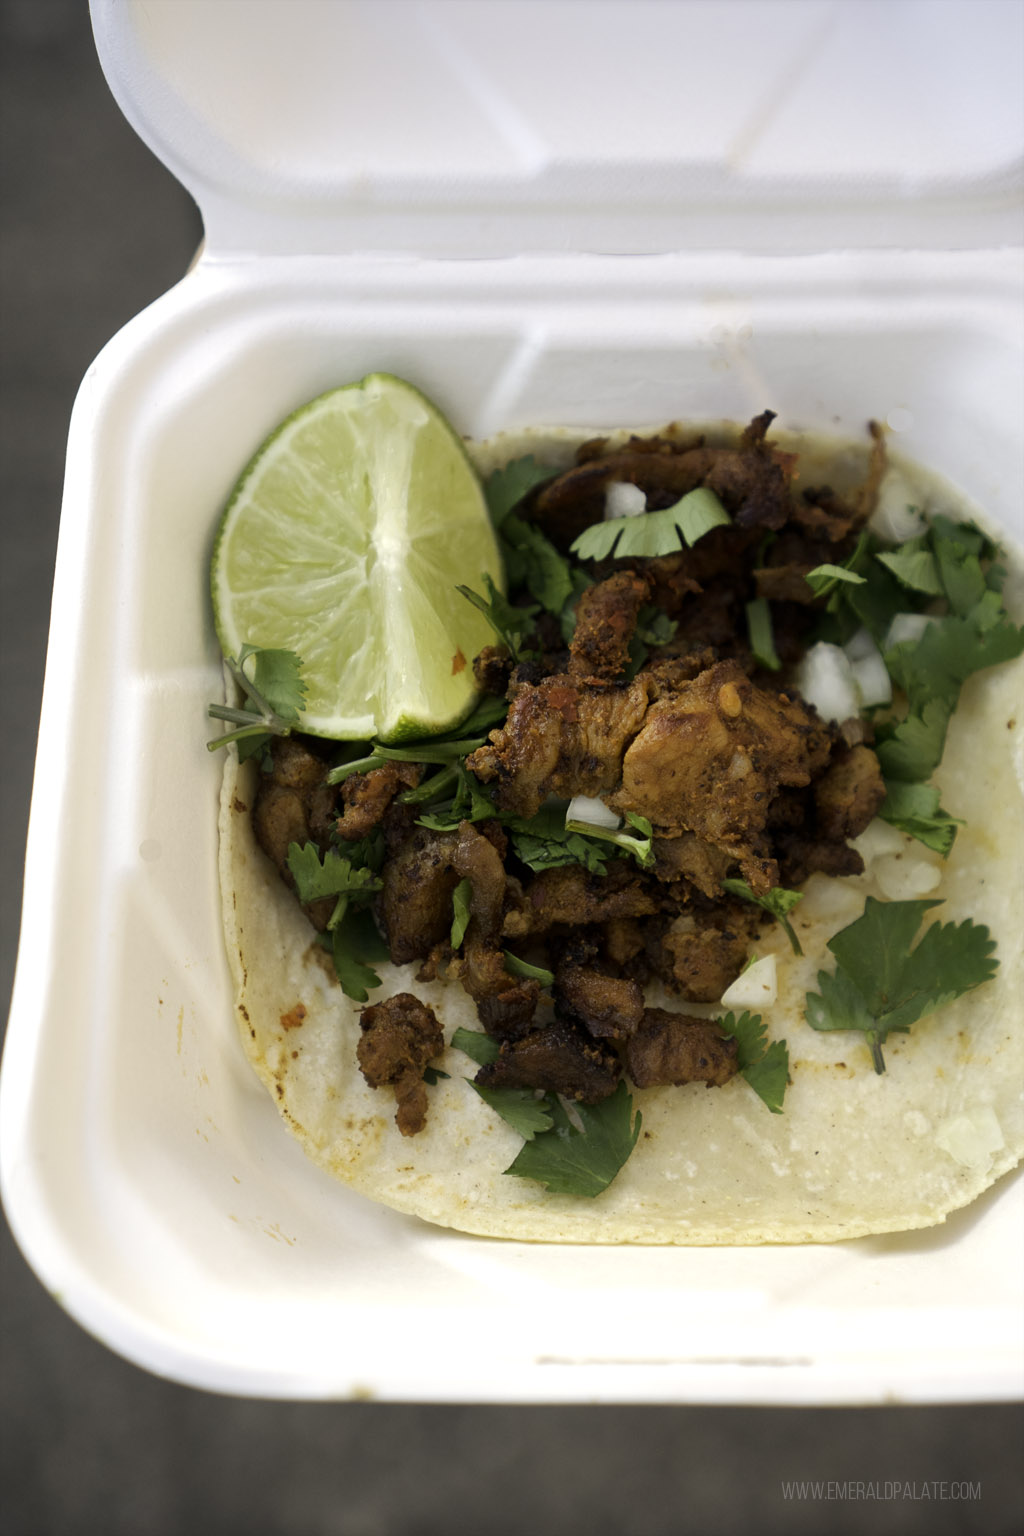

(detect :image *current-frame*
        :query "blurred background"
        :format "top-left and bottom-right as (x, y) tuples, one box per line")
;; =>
(1, 3), (1021, 1533)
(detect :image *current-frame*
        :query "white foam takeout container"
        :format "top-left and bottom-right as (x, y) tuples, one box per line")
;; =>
(3, 0), (1023, 1403)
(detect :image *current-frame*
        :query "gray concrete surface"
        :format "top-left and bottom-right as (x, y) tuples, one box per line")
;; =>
(1, 4), (1022, 1533)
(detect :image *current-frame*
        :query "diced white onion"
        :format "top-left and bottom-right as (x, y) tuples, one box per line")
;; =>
(566, 794), (621, 831)
(850, 816), (905, 864)
(843, 627), (892, 707)
(794, 642), (859, 723)
(720, 954), (778, 1010)
(884, 611), (935, 651)
(874, 853), (942, 900)
(934, 1106), (1004, 1171)
(870, 469), (926, 544)
(604, 481), (647, 520)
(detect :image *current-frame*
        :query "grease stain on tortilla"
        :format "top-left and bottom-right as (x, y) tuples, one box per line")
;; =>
(263, 1223), (296, 1245)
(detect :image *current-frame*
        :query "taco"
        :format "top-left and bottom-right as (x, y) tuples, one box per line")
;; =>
(214, 410), (1024, 1243)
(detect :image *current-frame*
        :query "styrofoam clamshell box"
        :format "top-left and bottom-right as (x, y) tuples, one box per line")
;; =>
(2, 0), (1022, 1402)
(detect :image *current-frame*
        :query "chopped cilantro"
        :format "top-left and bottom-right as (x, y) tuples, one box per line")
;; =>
(876, 543), (944, 596)
(721, 878), (804, 955)
(502, 951), (555, 986)
(207, 644), (307, 754)
(504, 1082), (642, 1198)
(878, 779), (963, 857)
(450, 878), (473, 948)
(417, 763), (498, 831)
(468, 1083), (554, 1139)
(804, 564), (867, 599)
(286, 842), (382, 933)
(504, 802), (611, 875)
(500, 514), (574, 615)
(330, 920), (384, 1004)
(745, 596), (781, 672)
(717, 1010), (789, 1113)
(569, 487), (729, 562)
(484, 455), (556, 526)
(873, 697), (953, 782)
(563, 809), (655, 870)
(805, 897), (998, 1072)
(327, 735), (490, 785)
(456, 574), (540, 660)
(451, 1026), (500, 1066)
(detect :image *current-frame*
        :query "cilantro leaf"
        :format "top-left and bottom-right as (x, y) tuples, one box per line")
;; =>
(500, 514), (574, 615)
(502, 951), (555, 986)
(717, 1010), (789, 1114)
(569, 487), (729, 562)
(468, 1083), (554, 1140)
(451, 1026), (500, 1066)
(418, 763), (498, 831)
(207, 644), (307, 752)
(876, 544), (944, 596)
(563, 809), (654, 870)
(450, 761), (501, 822)
(745, 596), (781, 672)
(721, 878), (804, 955)
(504, 1082), (642, 1198)
(874, 697), (952, 782)
(327, 734), (490, 785)
(886, 596), (1024, 715)
(286, 842), (382, 908)
(804, 563), (868, 598)
(484, 455), (556, 526)
(286, 842), (382, 933)
(878, 779), (962, 857)
(330, 920), (384, 1003)
(805, 897), (999, 1072)
(456, 574), (540, 660)
(504, 801), (611, 875)
(316, 905), (390, 1002)
(450, 877), (473, 948)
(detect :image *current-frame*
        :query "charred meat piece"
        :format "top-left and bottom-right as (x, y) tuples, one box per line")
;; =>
(568, 570), (651, 681)
(467, 674), (651, 817)
(768, 742), (885, 887)
(609, 659), (831, 890)
(451, 820), (509, 943)
(656, 912), (752, 1004)
(335, 761), (422, 841)
(357, 992), (444, 1136)
(795, 420), (887, 540)
(625, 1008), (739, 1089)
(451, 937), (541, 1040)
(378, 828), (461, 965)
(473, 644), (513, 696)
(476, 1019), (621, 1103)
(651, 831), (733, 900)
(251, 737), (338, 929)
(555, 957), (644, 1040)
(514, 862), (660, 935)
(528, 412), (796, 550)
(814, 743), (886, 843)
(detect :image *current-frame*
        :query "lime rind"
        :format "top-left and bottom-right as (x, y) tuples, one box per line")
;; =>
(211, 374), (503, 741)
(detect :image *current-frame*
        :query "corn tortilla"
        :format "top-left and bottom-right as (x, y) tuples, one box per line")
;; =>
(217, 433), (1024, 1243)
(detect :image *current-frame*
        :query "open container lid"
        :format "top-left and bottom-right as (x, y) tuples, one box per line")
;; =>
(3, 0), (1022, 1402)
(92, 0), (1024, 257)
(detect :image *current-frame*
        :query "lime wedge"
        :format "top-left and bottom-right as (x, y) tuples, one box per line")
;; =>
(211, 374), (503, 741)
